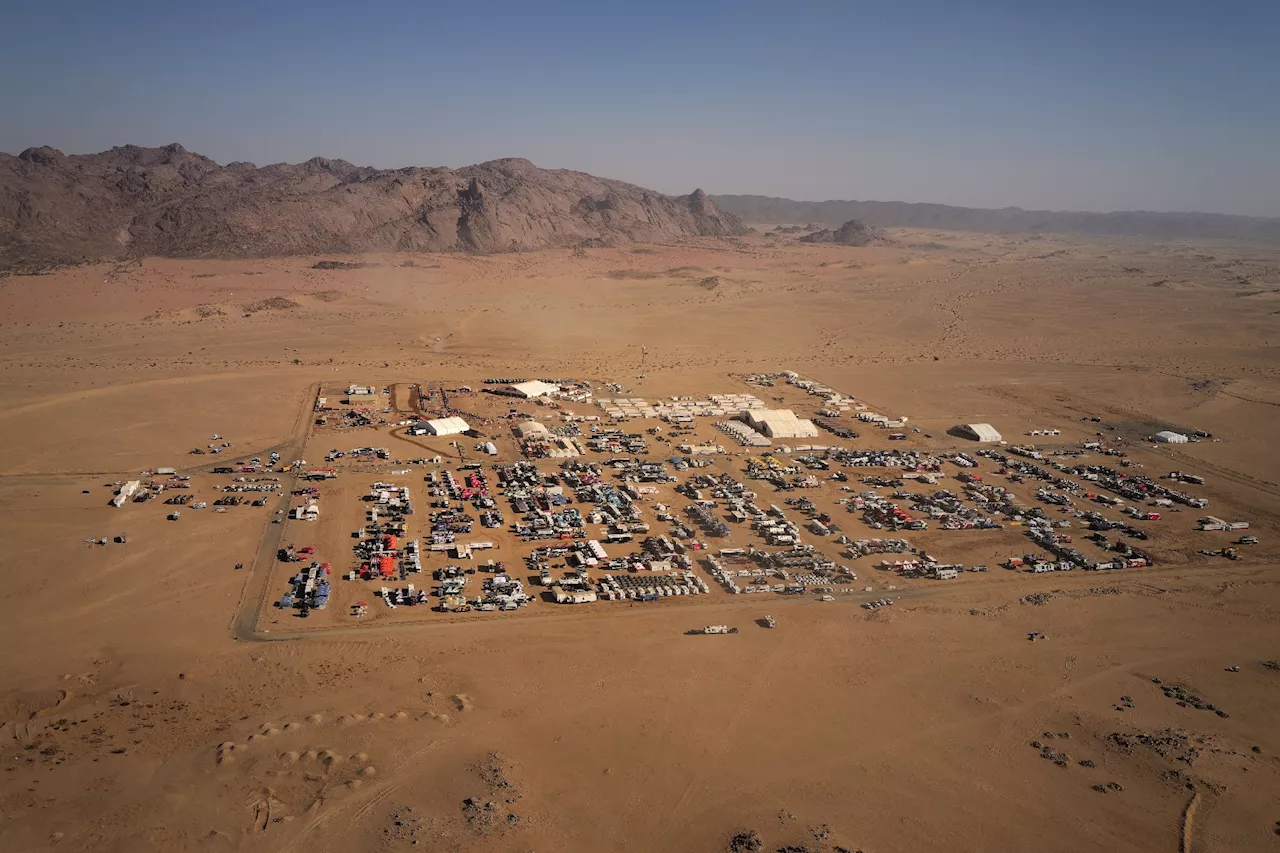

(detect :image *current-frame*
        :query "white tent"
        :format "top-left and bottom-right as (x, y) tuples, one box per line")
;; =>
(1153, 430), (1188, 443)
(737, 408), (819, 439)
(505, 380), (559, 398)
(425, 416), (471, 436)
(515, 420), (551, 438)
(950, 423), (1002, 442)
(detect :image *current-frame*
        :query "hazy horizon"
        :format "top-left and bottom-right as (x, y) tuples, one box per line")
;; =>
(4, 0), (1278, 217)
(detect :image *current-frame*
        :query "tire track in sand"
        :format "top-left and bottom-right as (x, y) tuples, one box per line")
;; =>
(1180, 787), (1200, 853)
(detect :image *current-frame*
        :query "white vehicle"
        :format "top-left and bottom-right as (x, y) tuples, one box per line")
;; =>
(820, 594), (835, 602)
(698, 625), (738, 635)
(762, 615), (776, 628)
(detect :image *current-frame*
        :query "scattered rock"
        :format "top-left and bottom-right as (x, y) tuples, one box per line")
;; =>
(729, 833), (765, 853)
(1160, 684), (1225, 716)
(1107, 729), (1201, 765)
(727, 824), (762, 845)
(243, 297), (299, 313)
(312, 261), (379, 270)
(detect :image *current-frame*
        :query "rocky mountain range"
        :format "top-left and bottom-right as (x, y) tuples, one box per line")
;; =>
(713, 194), (1280, 244)
(0, 144), (747, 270)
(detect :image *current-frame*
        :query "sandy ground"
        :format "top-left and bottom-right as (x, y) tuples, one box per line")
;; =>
(2, 229), (1280, 853)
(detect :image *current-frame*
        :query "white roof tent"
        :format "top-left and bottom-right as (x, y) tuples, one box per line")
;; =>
(502, 380), (560, 399)
(737, 408), (819, 439)
(1153, 430), (1188, 443)
(425, 416), (471, 436)
(515, 420), (551, 439)
(949, 423), (1002, 442)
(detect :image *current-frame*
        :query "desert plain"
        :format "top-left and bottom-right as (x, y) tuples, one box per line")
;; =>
(2, 228), (1280, 853)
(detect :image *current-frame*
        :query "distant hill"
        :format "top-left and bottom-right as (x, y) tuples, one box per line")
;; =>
(713, 194), (1280, 244)
(0, 144), (748, 270)
(795, 219), (891, 247)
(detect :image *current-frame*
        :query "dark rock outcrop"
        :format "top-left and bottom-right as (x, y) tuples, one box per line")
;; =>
(797, 219), (890, 246)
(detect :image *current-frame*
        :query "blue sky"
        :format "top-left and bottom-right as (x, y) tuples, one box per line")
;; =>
(3, 0), (1278, 215)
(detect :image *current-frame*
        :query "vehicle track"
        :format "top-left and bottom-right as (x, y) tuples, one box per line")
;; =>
(1180, 787), (1200, 853)
(230, 382), (320, 639)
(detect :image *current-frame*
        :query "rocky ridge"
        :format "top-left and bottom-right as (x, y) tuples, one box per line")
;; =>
(0, 144), (747, 270)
